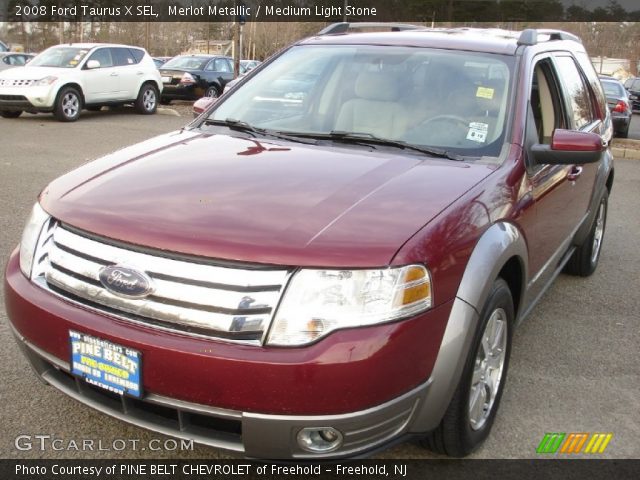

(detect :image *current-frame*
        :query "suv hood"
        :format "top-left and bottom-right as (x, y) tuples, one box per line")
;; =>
(0, 65), (74, 80)
(41, 130), (494, 267)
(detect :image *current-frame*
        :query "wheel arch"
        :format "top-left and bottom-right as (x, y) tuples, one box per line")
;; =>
(57, 83), (85, 105)
(456, 222), (528, 320)
(409, 222), (528, 433)
(138, 78), (161, 95)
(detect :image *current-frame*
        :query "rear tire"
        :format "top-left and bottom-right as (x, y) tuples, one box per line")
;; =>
(422, 278), (513, 457)
(135, 83), (158, 114)
(54, 87), (82, 122)
(0, 111), (22, 118)
(205, 85), (219, 98)
(564, 191), (608, 277)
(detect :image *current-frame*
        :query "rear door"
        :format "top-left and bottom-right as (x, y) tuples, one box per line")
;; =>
(203, 57), (234, 90)
(111, 47), (141, 99)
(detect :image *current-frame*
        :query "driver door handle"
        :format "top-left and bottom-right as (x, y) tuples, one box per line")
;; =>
(567, 166), (583, 181)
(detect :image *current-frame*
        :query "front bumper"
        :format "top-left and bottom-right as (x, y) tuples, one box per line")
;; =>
(5, 250), (457, 458)
(0, 85), (56, 111)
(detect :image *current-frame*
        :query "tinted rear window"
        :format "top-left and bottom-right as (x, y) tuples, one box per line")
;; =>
(130, 49), (145, 63)
(601, 80), (624, 97)
(162, 56), (208, 70)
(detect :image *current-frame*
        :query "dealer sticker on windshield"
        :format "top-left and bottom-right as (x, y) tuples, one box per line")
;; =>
(70, 331), (142, 398)
(467, 122), (489, 143)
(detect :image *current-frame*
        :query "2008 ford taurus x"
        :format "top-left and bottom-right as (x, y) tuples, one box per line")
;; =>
(5, 25), (613, 458)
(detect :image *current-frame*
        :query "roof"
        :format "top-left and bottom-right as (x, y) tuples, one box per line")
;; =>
(301, 28), (524, 55)
(51, 43), (144, 50)
(301, 27), (582, 56)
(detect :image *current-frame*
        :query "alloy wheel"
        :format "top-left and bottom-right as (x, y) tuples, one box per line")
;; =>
(468, 307), (508, 431)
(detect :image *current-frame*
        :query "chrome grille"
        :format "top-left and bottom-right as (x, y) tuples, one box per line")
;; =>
(32, 222), (290, 344)
(0, 79), (35, 87)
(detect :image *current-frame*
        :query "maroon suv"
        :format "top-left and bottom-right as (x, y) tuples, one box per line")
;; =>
(5, 25), (613, 458)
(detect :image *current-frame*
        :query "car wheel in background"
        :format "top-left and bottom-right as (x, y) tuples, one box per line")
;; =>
(135, 83), (158, 114)
(54, 87), (82, 122)
(564, 190), (608, 277)
(0, 111), (22, 118)
(422, 278), (513, 457)
(205, 85), (219, 98)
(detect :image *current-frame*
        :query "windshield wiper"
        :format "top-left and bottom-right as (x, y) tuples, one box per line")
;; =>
(203, 118), (267, 136)
(329, 131), (465, 161)
(279, 130), (464, 161)
(202, 118), (317, 145)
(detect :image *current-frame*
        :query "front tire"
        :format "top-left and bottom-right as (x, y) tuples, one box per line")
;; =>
(0, 111), (22, 118)
(54, 87), (82, 122)
(422, 278), (514, 457)
(135, 83), (158, 114)
(564, 190), (608, 277)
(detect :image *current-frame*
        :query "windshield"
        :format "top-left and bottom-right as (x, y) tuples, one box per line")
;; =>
(162, 56), (207, 70)
(205, 45), (514, 157)
(29, 46), (90, 68)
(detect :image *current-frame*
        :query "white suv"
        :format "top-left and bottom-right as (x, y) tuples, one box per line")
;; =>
(0, 43), (162, 121)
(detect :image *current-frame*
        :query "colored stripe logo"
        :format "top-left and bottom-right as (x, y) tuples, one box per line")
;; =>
(537, 433), (613, 454)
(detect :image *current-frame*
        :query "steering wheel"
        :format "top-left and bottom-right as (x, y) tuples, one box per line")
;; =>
(419, 114), (469, 128)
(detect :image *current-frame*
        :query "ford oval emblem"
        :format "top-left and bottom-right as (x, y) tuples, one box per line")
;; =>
(98, 265), (154, 299)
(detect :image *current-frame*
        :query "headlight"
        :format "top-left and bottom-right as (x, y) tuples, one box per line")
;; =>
(267, 265), (432, 346)
(19, 203), (51, 278)
(35, 76), (57, 86)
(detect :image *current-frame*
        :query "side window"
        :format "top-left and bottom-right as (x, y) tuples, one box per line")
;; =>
(111, 48), (136, 67)
(575, 51), (606, 121)
(87, 48), (113, 68)
(215, 58), (231, 73)
(204, 59), (217, 71)
(554, 56), (595, 130)
(530, 59), (565, 144)
(130, 49), (145, 64)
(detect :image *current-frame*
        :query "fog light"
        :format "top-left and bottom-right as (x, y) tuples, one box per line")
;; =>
(297, 427), (343, 453)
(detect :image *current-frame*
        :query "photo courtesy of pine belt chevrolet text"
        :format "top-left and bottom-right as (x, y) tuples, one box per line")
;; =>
(4, 24), (614, 459)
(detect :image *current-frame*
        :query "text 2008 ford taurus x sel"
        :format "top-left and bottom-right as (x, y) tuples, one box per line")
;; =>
(5, 25), (613, 459)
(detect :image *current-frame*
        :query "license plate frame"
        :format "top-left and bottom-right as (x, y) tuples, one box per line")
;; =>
(69, 330), (142, 398)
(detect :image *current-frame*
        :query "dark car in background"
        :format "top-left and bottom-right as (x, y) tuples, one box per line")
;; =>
(624, 76), (640, 112)
(152, 56), (172, 69)
(0, 52), (35, 71)
(600, 76), (631, 137)
(159, 54), (234, 102)
(240, 59), (261, 74)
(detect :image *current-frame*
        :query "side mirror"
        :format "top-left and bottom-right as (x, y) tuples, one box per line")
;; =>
(85, 60), (101, 70)
(531, 129), (604, 165)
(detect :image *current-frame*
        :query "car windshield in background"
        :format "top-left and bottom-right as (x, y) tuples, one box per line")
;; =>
(162, 56), (207, 70)
(602, 80), (624, 97)
(28, 47), (90, 68)
(206, 45), (514, 157)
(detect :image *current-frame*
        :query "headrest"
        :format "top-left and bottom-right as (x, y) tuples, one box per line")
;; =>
(355, 72), (400, 101)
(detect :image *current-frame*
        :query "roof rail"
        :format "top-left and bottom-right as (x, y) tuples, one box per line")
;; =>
(318, 22), (422, 36)
(517, 28), (581, 46)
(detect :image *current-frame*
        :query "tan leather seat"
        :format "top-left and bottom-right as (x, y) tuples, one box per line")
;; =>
(335, 72), (406, 139)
